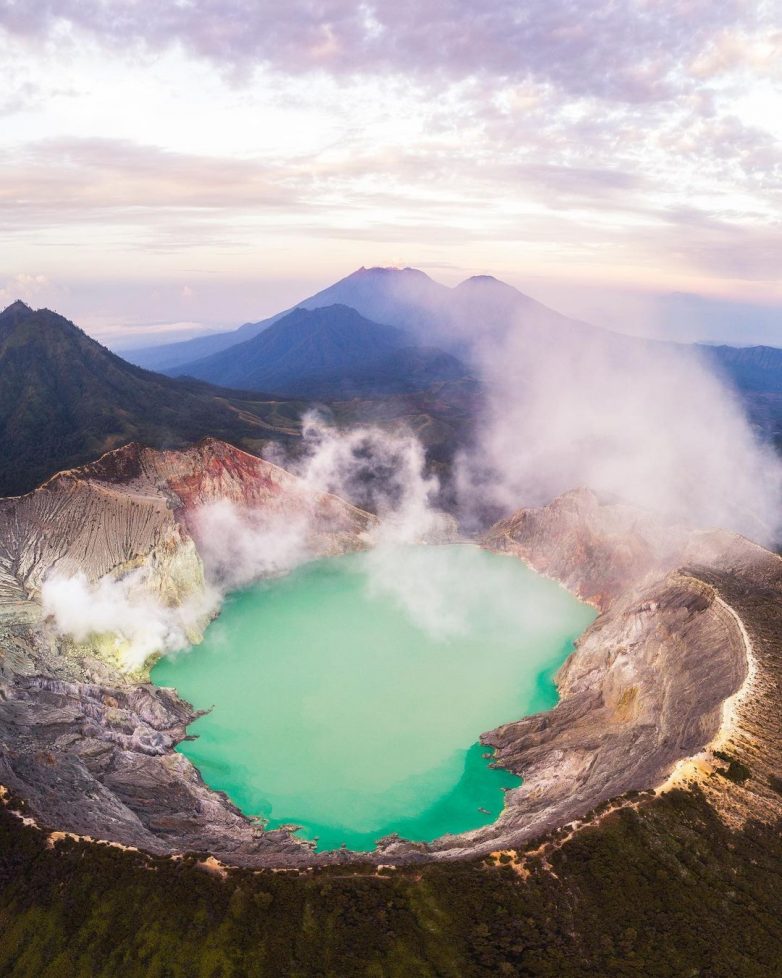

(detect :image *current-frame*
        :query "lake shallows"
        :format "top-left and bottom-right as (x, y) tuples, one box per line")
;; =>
(151, 545), (595, 851)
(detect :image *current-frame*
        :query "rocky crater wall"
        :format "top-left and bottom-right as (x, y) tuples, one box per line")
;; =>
(0, 453), (770, 867)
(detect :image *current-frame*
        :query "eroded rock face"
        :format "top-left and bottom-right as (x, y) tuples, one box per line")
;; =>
(482, 487), (690, 610)
(0, 453), (774, 866)
(0, 438), (374, 614)
(410, 571), (747, 859)
(404, 492), (778, 863)
(0, 440), (377, 863)
(359, 494), (767, 863)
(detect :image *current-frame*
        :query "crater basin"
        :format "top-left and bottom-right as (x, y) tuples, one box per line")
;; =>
(151, 545), (595, 852)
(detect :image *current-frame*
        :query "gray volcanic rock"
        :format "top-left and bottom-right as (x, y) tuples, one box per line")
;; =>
(470, 571), (745, 852)
(0, 452), (773, 867)
(0, 440), (376, 863)
(482, 487), (689, 609)
(0, 675), (308, 862)
(400, 491), (774, 862)
(0, 437), (374, 616)
(375, 529), (756, 862)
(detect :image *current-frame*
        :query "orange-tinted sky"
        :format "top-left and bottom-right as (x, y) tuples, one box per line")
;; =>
(0, 1), (780, 345)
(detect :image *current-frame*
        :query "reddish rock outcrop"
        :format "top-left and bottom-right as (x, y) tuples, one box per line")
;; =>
(1, 452), (778, 867)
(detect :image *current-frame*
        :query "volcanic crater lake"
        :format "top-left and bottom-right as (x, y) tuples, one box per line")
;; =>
(151, 545), (595, 852)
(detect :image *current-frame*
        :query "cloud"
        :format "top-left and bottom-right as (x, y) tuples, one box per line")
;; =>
(0, 0), (769, 103)
(0, 3), (779, 346)
(41, 568), (219, 671)
(453, 302), (782, 543)
(190, 500), (314, 591)
(0, 137), (301, 224)
(0, 78), (43, 115)
(656, 208), (782, 282)
(0, 272), (50, 306)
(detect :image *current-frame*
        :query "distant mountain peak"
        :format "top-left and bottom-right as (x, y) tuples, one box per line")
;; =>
(348, 265), (433, 280)
(0, 299), (34, 319)
(125, 265), (451, 371)
(285, 303), (374, 320)
(456, 275), (519, 293)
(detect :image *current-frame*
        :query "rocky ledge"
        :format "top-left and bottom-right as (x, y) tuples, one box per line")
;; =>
(0, 439), (376, 863)
(0, 453), (777, 866)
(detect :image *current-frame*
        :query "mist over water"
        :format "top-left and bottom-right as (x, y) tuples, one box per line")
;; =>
(152, 546), (595, 851)
(40, 415), (454, 669)
(41, 275), (782, 675)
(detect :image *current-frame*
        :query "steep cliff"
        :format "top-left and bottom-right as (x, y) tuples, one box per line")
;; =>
(0, 437), (374, 626)
(0, 456), (777, 867)
(0, 440), (379, 863)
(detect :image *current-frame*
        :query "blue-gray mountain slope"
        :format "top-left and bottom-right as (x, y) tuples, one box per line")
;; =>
(166, 304), (469, 397)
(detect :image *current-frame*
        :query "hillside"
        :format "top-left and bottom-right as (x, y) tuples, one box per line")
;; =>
(168, 303), (470, 396)
(703, 344), (782, 394)
(0, 301), (306, 496)
(126, 266), (451, 372)
(696, 345), (782, 445)
(0, 301), (478, 498)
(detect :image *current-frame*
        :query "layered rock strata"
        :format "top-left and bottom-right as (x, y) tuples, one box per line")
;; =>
(0, 461), (776, 866)
(0, 440), (376, 862)
(432, 489), (779, 861)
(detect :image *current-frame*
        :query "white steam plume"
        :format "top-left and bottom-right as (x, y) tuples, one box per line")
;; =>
(41, 569), (219, 671)
(39, 506), (315, 670)
(190, 500), (313, 591)
(268, 415), (460, 635)
(324, 270), (781, 542)
(454, 308), (782, 543)
(272, 413), (454, 546)
(41, 418), (455, 668)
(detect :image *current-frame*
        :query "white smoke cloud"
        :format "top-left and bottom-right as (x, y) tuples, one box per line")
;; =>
(276, 412), (454, 545)
(41, 417), (456, 668)
(360, 544), (479, 639)
(40, 508), (312, 670)
(190, 500), (313, 591)
(267, 415), (461, 634)
(41, 569), (219, 671)
(454, 307), (782, 544)
(191, 417), (458, 613)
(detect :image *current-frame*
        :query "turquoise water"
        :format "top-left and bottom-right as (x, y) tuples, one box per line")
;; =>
(151, 545), (594, 852)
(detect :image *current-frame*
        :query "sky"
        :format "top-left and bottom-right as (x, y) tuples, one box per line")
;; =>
(0, 0), (780, 348)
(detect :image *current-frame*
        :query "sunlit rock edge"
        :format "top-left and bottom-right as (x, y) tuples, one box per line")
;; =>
(0, 442), (778, 867)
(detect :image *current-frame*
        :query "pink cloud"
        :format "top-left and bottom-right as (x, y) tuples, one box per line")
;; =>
(0, 0), (768, 102)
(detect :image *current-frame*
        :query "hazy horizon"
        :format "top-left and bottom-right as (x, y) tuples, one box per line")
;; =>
(4, 266), (782, 353)
(1, 2), (779, 349)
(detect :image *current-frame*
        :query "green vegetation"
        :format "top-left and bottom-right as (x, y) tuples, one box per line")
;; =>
(2, 787), (781, 977)
(0, 303), (475, 497)
(0, 303), (305, 496)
